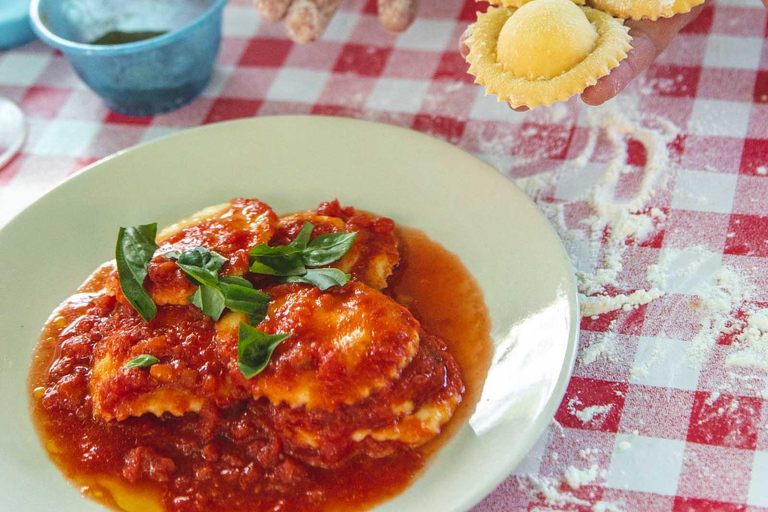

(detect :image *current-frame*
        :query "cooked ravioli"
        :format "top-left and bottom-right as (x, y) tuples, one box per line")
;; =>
(90, 304), (235, 421)
(107, 198), (277, 306)
(270, 332), (464, 468)
(215, 282), (421, 410)
(273, 200), (400, 290)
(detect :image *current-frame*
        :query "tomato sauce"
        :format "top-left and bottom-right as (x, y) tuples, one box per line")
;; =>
(28, 226), (492, 512)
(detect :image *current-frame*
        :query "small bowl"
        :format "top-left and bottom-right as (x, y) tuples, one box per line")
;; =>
(30, 0), (229, 116)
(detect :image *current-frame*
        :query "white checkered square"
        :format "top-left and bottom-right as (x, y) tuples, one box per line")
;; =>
(704, 36), (763, 70)
(687, 99), (752, 137)
(139, 126), (181, 144)
(657, 247), (723, 294)
(33, 120), (101, 157)
(366, 78), (429, 113)
(554, 162), (605, 201)
(605, 434), (686, 496)
(749, 451), (768, 507)
(630, 336), (704, 390)
(323, 11), (358, 42)
(671, 169), (738, 213)
(267, 68), (329, 103)
(395, 19), (455, 50)
(223, 5), (261, 37)
(0, 54), (51, 86)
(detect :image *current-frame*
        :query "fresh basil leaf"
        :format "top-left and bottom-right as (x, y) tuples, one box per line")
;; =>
(166, 247), (227, 287)
(116, 223), (159, 322)
(249, 244), (306, 276)
(124, 354), (159, 369)
(188, 284), (226, 321)
(220, 282), (270, 324)
(289, 222), (314, 250)
(281, 268), (351, 291)
(219, 275), (253, 288)
(237, 323), (291, 379)
(302, 232), (357, 267)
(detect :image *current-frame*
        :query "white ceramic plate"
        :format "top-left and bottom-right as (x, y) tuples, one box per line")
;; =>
(0, 116), (578, 512)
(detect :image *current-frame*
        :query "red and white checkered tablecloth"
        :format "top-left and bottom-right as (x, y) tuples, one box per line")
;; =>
(2, 0), (768, 510)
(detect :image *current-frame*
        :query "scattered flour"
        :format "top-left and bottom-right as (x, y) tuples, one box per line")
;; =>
(563, 464), (605, 489)
(569, 400), (614, 424)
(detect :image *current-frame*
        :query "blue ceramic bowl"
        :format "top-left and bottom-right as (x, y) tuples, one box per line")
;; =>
(30, 0), (228, 116)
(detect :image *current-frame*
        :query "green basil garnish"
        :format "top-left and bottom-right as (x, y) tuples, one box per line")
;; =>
(248, 223), (356, 289)
(281, 268), (351, 291)
(165, 247), (227, 287)
(301, 231), (357, 267)
(249, 244), (305, 276)
(188, 284), (226, 321)
(124, 354), (159, 369)
(237, 322), (291, 379)
(169, 247), (269, 322)
(219, 280), (270, 324)
(289, 222), (314, 250)
(116, 223), (159, 322)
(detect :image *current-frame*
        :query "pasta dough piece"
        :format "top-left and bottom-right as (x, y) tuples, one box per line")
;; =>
(586, 0), (704, 21)
(215, 282), (421, 410)
(465, 0), (632, 108)
(487, 0), (584, 8)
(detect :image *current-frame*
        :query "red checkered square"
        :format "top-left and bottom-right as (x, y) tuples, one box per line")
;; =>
(619, 386), (695, 440)
(680, 4), (715, 34)
(638, 96), (695, 130)
(333, 43), (392, 76)
(459, 0), (489, 21)
(105, 111), (153, 126)
(460, 120), (520, 155)
(740, 138), (768, 176)
(687, 391), (764, 450)
(434, 51), (474, 83)
(310, 105), (364, 118)
(412, 114), (467, 145)
(19, 86), (71, 119)
(382, 50), (442, 79)
(348, 16), (398, 47)
(733, 176), (768, 216)
(538, 428), (615, 479)
(754, 70), (768, 104)
(239, 38), (294, 67)
(203, 98), (262, 124)
(601, 489), (676, 512)
(362, 0), (377, 15)
(698, 68), (756, 103)
(663, 210), (731, 252)
(643, 64), (701, 98)
(677, 443), (754, 503)
(555, 377), (628, 433)
(580, 301), (649, 338)
(472, 475), (534, 512)
(674, 497), (747, 512)
(683, 135), (744, 175)
(724, 214), (768, 257)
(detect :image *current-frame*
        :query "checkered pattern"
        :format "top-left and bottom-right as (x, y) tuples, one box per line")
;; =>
(2, 0), (768, 510)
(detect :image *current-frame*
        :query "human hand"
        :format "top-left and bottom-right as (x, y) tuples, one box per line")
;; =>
(458, 3), (706, 110)
(256, 0), (419, 43)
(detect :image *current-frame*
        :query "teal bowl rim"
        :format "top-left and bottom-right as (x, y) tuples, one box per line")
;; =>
(29, 0), (229, 56)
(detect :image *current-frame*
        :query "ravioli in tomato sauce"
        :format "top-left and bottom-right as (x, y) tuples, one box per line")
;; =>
(29, 199), (492, 512)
